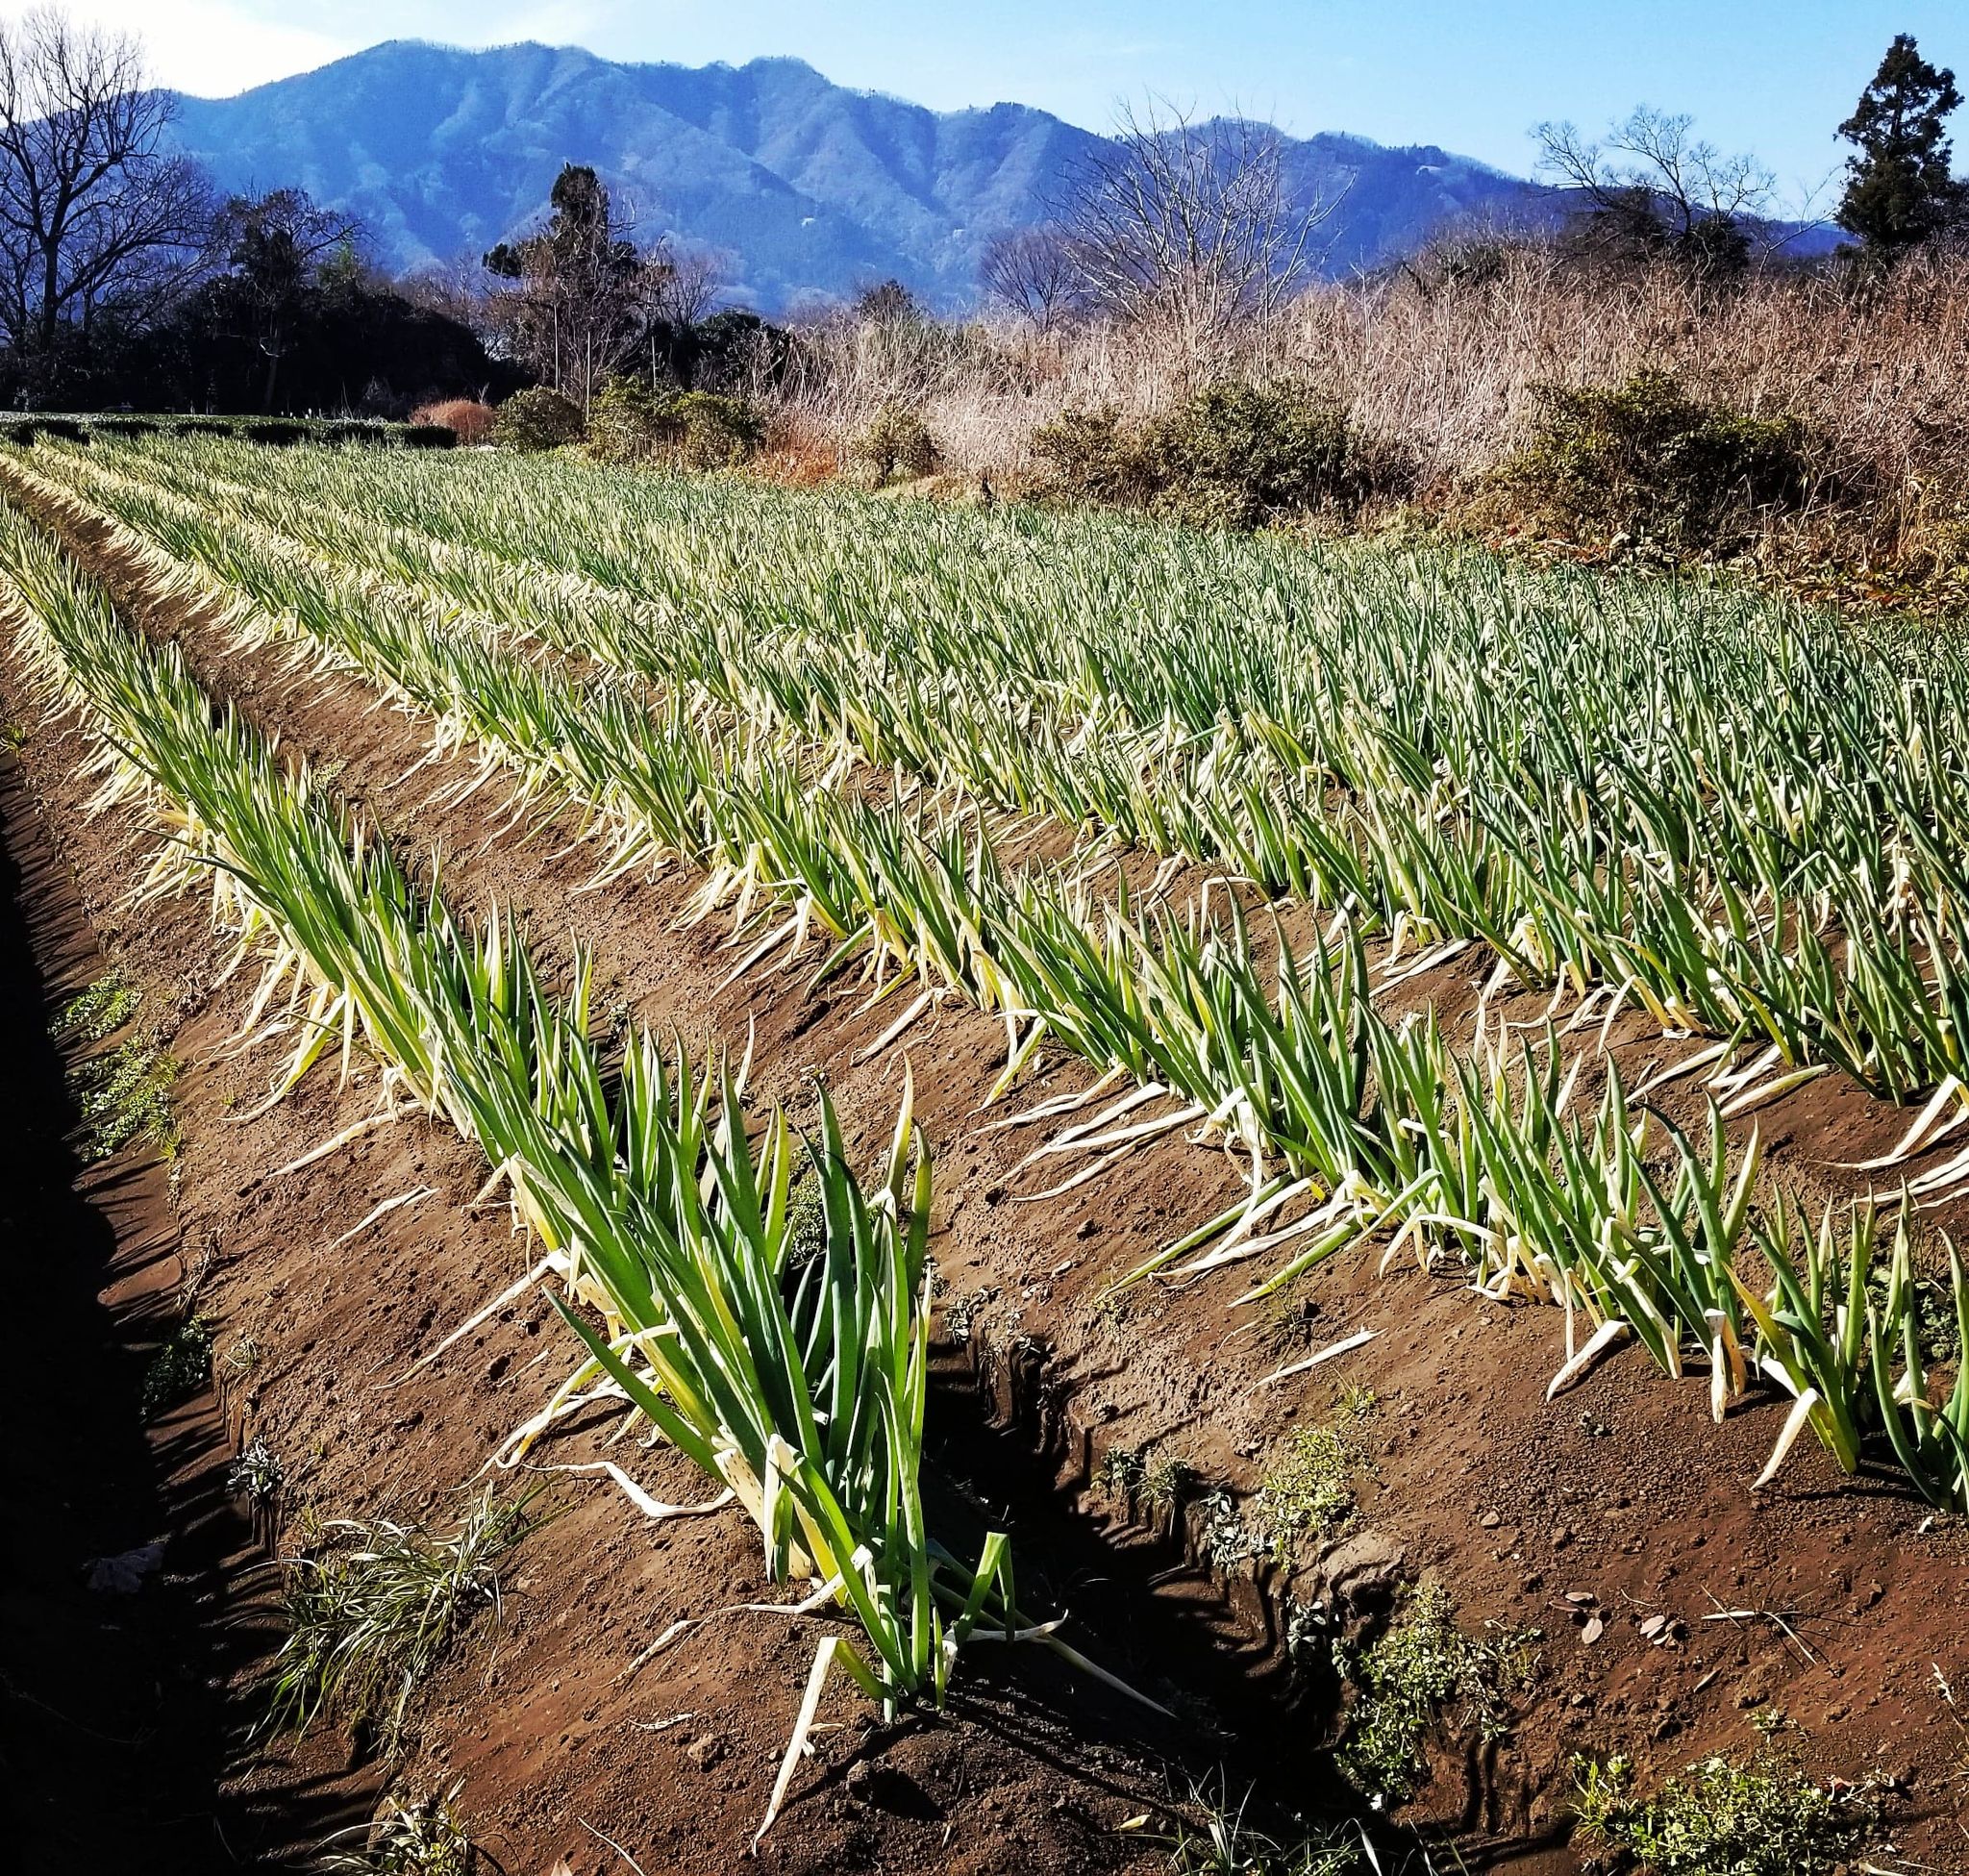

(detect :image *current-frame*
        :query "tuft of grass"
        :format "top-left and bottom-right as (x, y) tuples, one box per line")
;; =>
(219, 1332), (267, 1383)
(69, 1034), (179, 1161)
(138, 1313), (212, 1420)
(1573, 1749), (1882, 1875)
(264, 1488), (537, 1758)
(1337, 1582), (1538, 1806)
(313, 1783), (476, 1874)
(1253, 1289), (1325, 1362)
(1162, 1776), (1372, 1876)
(1096, 1445), (1199, 1515)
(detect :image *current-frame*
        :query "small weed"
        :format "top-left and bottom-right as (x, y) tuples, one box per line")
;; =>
(229, 1437), (286, 1505)
(1097, 1446), (1146, 1497)
(1195, 1489), (1258, 1570)
(264, 1488), (537, 1758)
(138, 1313), (212, 1420)
(781, 1173), (828, 1282)
(314, 1781), (475, 1874)
(1869, 1257), (1961, 1365)
(1096, 1446), (1199, 1521)
(69, 1035), (179, 1161)
(220, 1332), (267, 1383)
(1337, 1582), (1538, 1806)
(1573, 1748), (1882, 1875)
(56, 971), (141, 1042)
(1254, 1289), (1324, 1361)
(943, 1284), (999, 1343)
(1, 720), (28, 751)
(1145, 1455), (1198, 1512)
(1334, 1384), (1379, 1420)
(1255, 1427), (1357, 1565)
(1284, 1595), (1333, 1666)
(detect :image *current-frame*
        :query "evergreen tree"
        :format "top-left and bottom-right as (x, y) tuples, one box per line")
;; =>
(483, 164), (670, 411)
(1836, 34), (1968, 260)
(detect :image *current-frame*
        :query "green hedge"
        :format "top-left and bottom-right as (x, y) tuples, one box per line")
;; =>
(0, 413), (457, 449)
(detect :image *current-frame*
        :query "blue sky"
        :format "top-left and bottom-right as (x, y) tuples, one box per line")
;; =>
(36, 1), (1969, 209)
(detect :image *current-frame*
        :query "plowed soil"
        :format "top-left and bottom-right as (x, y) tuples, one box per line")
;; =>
(3, 465), (1965, 1875)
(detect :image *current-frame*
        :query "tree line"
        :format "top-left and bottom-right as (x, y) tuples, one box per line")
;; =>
(0, 4), (1961, 418)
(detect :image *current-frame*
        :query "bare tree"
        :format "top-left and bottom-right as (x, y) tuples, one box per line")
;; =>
(0, 7), (208, 393)
(979, 224), (1084, 332)
(1057, 100), (1335, 374)
(656, 242), (725, 327)
(1534, 107), (1778, 274)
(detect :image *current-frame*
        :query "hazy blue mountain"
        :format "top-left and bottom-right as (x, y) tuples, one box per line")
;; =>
(167, 40), (1548, 312)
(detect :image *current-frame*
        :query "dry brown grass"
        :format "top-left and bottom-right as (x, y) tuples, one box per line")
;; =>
(409, 397), (497, 444)
(746, 239), (1969, 582)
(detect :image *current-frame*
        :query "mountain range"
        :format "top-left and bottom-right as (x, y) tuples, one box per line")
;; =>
(165, 40), (1550, 313)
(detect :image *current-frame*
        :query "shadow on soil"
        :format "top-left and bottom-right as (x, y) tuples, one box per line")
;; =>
(0, 750), (368, 1869)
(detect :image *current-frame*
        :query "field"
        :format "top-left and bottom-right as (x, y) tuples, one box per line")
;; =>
(1, 433), (1965, 1874)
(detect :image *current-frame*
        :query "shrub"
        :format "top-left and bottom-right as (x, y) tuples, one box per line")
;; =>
(409, 398), (496, 444)
(851, 402), (939, 483)
(670, 389), (765, 469)
(1034, 381), (1404, 530)
(586, 376), (670, 463)
(1491, 367), (1810, 557)
(492, 387), (584, 452)
(1154, 380), (1379, 530)
(1030, 408), (1162, 506)
(586, 379), (766, 470)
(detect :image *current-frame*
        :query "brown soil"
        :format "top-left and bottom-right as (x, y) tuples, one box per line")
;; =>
(3, 465), (1967, 1873)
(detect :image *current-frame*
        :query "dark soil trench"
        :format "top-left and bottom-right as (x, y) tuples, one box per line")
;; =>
(0, 747), (371, 1870)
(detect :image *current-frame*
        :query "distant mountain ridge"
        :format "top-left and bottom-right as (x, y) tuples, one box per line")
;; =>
(166, 39), (1548, 313)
